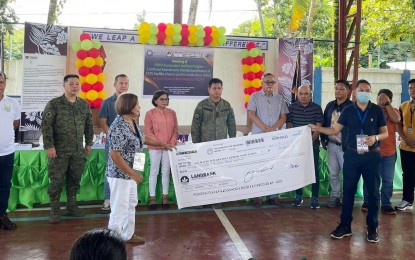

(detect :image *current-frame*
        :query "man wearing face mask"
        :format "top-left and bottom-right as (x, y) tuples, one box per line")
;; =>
(309, 79), (388, 243)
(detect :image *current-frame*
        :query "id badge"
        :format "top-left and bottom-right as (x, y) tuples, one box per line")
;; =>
(356, 135), (369, 154)
(133, 152), (146, 171)
(408, 128), (413, 134)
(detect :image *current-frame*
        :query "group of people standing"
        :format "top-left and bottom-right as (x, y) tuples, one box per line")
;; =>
(1, 69), (415, 246)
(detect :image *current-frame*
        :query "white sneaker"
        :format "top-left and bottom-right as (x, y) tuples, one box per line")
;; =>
(395, 200), (413, 211)
(101, 200), (110, 211)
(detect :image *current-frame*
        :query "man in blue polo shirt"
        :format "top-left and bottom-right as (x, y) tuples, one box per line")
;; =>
(309, 79), (388, 243)
(98, 74), (129, 213)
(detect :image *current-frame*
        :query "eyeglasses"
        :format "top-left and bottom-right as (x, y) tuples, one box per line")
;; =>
(263, 81), (277, 86)
(158, 98), (169, 101)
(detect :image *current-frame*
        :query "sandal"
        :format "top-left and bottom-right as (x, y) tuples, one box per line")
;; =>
(148, 197), (157, 210)
(162, 195), (170, 209)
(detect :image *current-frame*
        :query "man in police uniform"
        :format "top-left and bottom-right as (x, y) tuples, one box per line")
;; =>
(41, 74), (94, 223)
(191, 78), (236, 208)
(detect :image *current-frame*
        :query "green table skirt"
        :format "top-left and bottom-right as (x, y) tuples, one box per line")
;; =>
(8, 148), (403, 212)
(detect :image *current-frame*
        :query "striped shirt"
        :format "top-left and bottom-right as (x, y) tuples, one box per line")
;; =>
(288, 101), (324, 149)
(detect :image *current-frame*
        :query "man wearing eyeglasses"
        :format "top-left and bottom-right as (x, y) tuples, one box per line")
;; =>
(99, 74), (130, 213)
(247, 73), (289, 208)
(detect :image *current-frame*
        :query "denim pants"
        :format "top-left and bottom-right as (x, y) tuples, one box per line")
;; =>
(0, 153), (14, 215)
(363, 153), (396, 207)
(400, 149), (415, 204)
(296, 148), (320, 197)
(340, 150), (381, 230)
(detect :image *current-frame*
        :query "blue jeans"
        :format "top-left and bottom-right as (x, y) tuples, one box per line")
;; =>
(104, 141), (111, 200)
(0, 153), (14, 215)
(296, 148), (320, 197)
(363, 153), (396, 207)
(340, 150), (381, 230)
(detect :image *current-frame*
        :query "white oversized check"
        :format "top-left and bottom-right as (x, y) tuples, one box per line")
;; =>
(169, 126), (315, 209)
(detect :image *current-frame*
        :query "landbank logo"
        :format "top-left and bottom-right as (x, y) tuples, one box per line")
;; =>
(180, 176), (190, 185)
(191, 171), (216, 180)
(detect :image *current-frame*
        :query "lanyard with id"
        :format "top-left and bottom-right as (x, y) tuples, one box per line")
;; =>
(132, 120), (146, 172)
(408, 102), (415, 135)
(355, 105), (369, 154)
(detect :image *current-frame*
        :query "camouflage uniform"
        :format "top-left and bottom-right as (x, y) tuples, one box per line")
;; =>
(41, 95), (94, 200)
(191, 98), (236, 143)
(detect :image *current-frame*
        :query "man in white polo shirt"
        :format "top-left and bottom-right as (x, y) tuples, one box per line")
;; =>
(0, 71), (20, 230)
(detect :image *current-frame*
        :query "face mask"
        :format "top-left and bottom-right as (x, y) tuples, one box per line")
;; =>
(357, 92), (371, 104)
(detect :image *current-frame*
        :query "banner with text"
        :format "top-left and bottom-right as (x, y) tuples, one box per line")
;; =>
(21, 22), (68, 131)
(143, 45), (214, 97)
(169, 126), (315, 209)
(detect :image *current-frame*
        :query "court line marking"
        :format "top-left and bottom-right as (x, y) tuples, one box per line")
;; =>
(214, 208), (254, 260)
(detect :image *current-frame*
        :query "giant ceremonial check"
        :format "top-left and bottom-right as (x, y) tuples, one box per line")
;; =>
(169, 126), (315, 209)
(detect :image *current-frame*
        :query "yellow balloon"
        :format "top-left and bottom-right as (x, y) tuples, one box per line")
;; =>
(243, 80), (251, 88)
(189, 25), (197, 34)
(86, 74), (98, 85)
(210, 40), (219, 47)
(212, 31), (220, 39)
(79, 91), (86, 99)
(164, 37), (174, 46)
(253, 79), (262, 88)
(95, 57), (104, 66)
(260, 64), (265, 71)
(211, 26), (218, 32)
(86, 90), (98, 101)
(98, 91), (107, 99)
(165, 27), (174, 37)
(242, 65), (251, 73)
(166, 23), (173, 28)
(83, 57), (95, 68)
(140, 22), (150, 31)
(79, 76), (86, 84)
(97, 73), (106, 82)
(139, 34), (149, 44)
(251, 63), (261, 73)
(188, 35), (198, 44)
(244, 94), (251, 103)
(75, 59), (83, 68)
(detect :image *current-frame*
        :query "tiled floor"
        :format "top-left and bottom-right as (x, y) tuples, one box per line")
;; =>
(1, 197), (414, 260)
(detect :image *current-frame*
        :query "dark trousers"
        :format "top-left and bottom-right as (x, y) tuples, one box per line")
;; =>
(0, 153), (14, 215)
(296, 148), (320, 197)
(340, 150), (381, 230)
(400, 149), (415, 203)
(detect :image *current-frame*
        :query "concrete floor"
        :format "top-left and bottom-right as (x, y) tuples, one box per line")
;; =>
(1, 196), (414, 260)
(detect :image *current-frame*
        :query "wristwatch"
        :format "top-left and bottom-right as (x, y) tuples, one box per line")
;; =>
(375, 135), (379, 142)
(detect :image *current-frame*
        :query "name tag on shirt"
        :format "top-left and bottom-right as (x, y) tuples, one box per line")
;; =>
(356, 135), (369, 154)
(133, 152), (146, 171)
(3, 103), (11, 112)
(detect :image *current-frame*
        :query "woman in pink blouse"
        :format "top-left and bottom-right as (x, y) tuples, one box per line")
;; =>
(144, 90), (178, 209)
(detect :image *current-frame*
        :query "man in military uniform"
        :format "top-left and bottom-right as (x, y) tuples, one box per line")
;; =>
(191, 78), (236, 208)
(41, 74), (94, 223)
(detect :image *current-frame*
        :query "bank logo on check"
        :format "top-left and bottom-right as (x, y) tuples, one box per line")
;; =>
(180, 176), (190, 185)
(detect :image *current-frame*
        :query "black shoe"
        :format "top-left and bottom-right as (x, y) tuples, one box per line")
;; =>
(367, 228), (379, 243)
(382, 205), (396, 215)
(331, 225), (352, 239)
(361, 202), (368, 212)
(0, 214), (17, 230)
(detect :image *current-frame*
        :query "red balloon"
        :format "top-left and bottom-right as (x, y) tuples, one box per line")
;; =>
(204, 26), (212, 35)
(255, 71), (264, 78)
(90, 65), (102, 75)
(77, 50), (88, 60)
(247, 72), (256, 81)
(244, 102), (248, 109)
(248, 87), (256, 95)
(254, 56), (264, 64)
(92, 82), (104, 92)
(181, 29), (190, 38)
(241, 58), (246, 65)
(158, 23), (167, 31)
(257, 86), (263, 92)
(246, 42), (256, 50)
(80, 33), (91, 41)
(181, 24), (188, 29)
(81, 83), (92, 92)
(245, 57), (255, 65)
(92, 98), (103, 108)
(88, 48), (100, 58)
(204, 35), (213, 46)
(243, 73), (248, 80)
(78, 66), (90, 77)
(86, 99), (93, 108)
(157, 32), (166, 44)
(180, 38), (189, 46)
